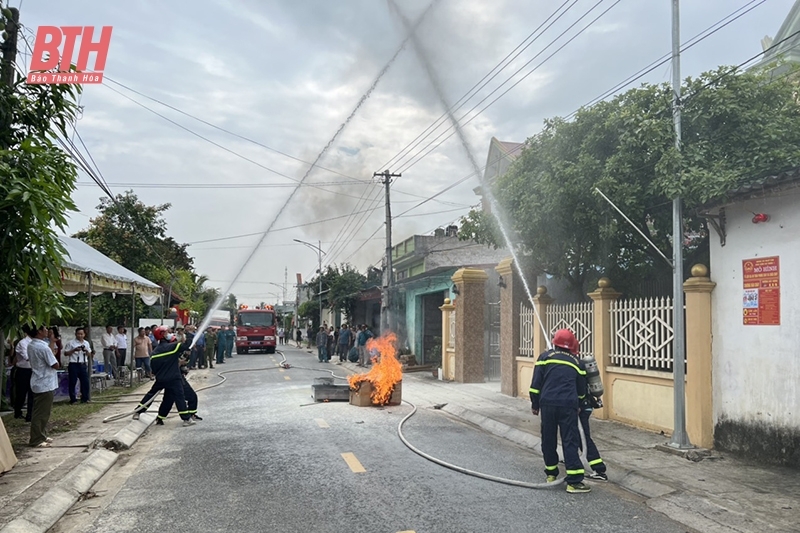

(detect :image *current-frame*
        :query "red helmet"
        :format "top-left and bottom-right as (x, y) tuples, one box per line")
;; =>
(552, 329), (577, 354)
(153, 325), (176, 343)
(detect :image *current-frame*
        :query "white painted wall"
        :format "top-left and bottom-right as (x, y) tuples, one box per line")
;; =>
(710, 191), (800, 430)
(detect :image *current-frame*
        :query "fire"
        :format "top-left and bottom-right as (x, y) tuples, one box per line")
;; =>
(348, 332), (403, 405)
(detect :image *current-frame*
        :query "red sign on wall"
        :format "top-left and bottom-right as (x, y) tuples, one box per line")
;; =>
(742, 256), (780, 325)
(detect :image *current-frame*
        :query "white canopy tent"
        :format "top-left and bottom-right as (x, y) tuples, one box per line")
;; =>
(59, 236), (161, 304)
(2, 238), (164, 474)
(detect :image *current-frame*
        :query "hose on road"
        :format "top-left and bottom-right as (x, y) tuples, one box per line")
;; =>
(397, 399), (565, 489)
(101, 348), (568, 489)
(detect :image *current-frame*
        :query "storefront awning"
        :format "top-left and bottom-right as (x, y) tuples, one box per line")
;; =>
(58, 236), (162, 305)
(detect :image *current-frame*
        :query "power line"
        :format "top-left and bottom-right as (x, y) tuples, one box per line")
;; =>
(396, 0), (623, 175)
(298, 1), (583, 266)
(562, 0), (768, 121)
(184, 205), (385, 244)
(104, 83), (376, 202)
(378, 0), (579, 172)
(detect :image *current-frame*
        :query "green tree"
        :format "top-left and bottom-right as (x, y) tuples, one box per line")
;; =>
(307, 263), (367, 321)
(73, 190), (192, 276)
(461, 65), (800, 297)
(0, 10), (82, 406)
(72, 190), (195, 323)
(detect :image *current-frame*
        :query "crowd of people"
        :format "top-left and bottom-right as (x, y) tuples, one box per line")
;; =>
(306, 322), (374, 366)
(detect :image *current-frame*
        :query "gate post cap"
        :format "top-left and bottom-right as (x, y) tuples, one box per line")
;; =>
(598, 277), (612, 288)
(690, 264), (708, 278)
(536, 286), (548, 295)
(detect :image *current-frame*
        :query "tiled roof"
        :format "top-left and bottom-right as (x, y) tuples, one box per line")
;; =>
(497, 140), (524, 159)
(703, 167), (800, 208)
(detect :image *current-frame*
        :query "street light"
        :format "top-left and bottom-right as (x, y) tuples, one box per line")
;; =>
(293, 239), (326, 328)
(267, 282), (285, 303)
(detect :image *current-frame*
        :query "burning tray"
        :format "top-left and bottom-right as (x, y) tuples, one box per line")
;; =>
(312, 382), (350, 402)
(349, 380), (402, 407)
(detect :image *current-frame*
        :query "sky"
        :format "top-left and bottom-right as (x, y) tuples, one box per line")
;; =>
(17, 0), (798, 306)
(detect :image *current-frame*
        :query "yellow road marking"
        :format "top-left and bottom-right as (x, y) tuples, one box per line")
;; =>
(279, 368), (285, 372)
(341, 452), (366, 473)
(284, 376), (291, 381)
(397, 531), (416, 533)
(315, 418), (329, 428)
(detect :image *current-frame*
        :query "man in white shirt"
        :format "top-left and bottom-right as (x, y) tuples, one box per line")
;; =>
(101, 324), (118, 379)
(27, 324), (60, 447)
(115, 326), (128, 370)
(64, 327), (91, 404)
(13, 325), (34, 421)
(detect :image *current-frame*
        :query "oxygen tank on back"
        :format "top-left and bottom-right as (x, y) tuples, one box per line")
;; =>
(581, 354), (604, 398)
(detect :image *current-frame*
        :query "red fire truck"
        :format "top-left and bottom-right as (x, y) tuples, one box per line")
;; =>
(235, 305), (277, 354)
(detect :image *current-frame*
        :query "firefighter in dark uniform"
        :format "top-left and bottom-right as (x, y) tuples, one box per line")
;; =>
(156, 360), (203, 425)
(132, 326), (195, 426)
(530, 328), (590, 493)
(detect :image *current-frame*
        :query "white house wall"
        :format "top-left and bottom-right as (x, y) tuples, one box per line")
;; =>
(710, 191), (799, 464)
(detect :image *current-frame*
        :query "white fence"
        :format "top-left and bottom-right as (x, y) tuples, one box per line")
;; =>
(547, 302), (594, 356)
(609, 297), (674, 371)
(520, 301), (594, 357)
(520, 303), (536, 357)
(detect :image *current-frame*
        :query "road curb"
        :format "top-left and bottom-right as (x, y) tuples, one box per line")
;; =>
(102, 413), (155, 450)
(0, 449), (117, 533)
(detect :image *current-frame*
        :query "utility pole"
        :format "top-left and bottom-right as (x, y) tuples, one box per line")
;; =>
(374, 170), (401, 333)
(284, 266), (288, 303)
(0, 7), (17, 411)
(669, 0), (692, 449)
(0, 7), (19, 88)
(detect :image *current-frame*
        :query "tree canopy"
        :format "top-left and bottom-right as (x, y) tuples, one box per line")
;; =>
(0, 69), (81, 334)
(460, 65), (800, 297)
(71, 190), (203, 324)
(73, 190), (192, 279)
(301, 264), (368, 323)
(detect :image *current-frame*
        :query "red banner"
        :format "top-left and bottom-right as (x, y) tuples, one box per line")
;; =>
(742, 256), (780, 326)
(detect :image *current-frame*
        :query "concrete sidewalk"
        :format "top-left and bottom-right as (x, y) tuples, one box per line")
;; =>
(0, 382), (159, 533)
(380, 368), (799, 533)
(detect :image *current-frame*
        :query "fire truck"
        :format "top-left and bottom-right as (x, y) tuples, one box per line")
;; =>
(235, 305), (277, 354)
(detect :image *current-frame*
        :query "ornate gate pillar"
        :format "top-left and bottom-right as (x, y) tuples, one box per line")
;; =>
(684, 264), (715, 449)
(588, 278), (621, 420)
(496, 258), (523, 396)
(452, 268), (488, 383)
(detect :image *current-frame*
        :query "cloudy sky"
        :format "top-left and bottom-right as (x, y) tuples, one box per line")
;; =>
(19, 0), (796, 306)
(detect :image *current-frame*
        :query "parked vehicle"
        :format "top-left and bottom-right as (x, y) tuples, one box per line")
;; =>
(235, 306), (277, 354)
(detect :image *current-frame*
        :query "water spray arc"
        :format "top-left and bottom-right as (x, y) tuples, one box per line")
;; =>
(387, 0), (551, 349)
(189, 1), (441, 347)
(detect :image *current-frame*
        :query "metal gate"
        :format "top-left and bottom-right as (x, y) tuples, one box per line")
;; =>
(485, 301), (501, 381)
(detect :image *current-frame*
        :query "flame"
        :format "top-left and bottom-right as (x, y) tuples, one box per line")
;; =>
(348, 332), (403, 405)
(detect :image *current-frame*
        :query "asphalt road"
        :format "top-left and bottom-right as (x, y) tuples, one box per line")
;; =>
(54, 345), (690, 533)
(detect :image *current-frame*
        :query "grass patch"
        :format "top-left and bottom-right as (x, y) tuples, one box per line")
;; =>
(2, 386), (136, 450)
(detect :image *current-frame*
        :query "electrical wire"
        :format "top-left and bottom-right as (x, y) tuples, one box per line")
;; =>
(378, 0), (579, 172)
(104, 83), (373, 202)
(561, 0), (768, 121)
(391, 0), (764, 176)
(395, 0), (623, 175)
(317, 1), (584, 266)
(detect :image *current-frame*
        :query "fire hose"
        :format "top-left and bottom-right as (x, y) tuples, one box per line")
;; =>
(100, 350), (580, 489)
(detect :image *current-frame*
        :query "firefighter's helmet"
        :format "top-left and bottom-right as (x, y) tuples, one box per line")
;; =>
(552, 329), (577, 354)
(153, 325), (176, 343)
